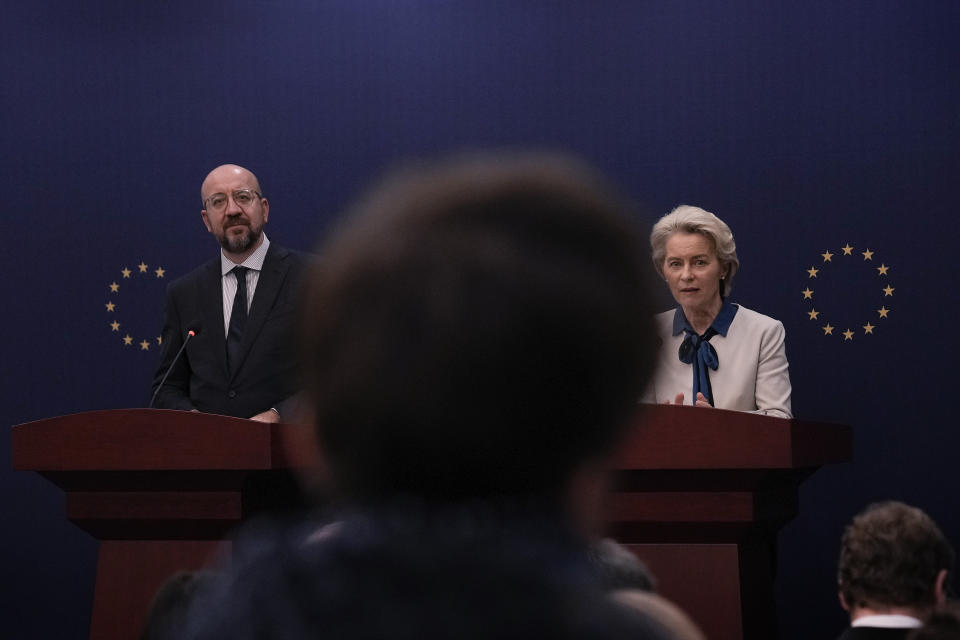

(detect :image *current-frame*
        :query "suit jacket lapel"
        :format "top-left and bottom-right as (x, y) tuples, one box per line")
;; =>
(230, 244), (290, 381)
(198, 258), (230, 382)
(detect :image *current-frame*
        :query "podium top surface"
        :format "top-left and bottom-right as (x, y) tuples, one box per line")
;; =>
(614, 404), (852, 470)
(11, 408), (303, 472)
(12, 406), (852, 474)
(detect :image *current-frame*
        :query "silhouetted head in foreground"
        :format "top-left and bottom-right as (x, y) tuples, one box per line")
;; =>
(300, 153), (657, 514)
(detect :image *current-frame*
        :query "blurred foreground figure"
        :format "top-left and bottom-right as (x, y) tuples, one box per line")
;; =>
(836, 501), (955, 640)
(181, 153), (675, 639)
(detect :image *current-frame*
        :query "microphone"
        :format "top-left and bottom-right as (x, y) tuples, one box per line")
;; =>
(149, 329), (196, 409)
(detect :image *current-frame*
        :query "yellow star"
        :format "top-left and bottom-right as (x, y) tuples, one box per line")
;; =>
(121, 267), (132, 278)
(802, 288), (814, 299)
(823, 323), (834, 335)
(155, 266), (165, 278)
(156, 336), (163, 345)
(138, 262), (148, 272)
(821, 250), (834, 262)
(842, 329), (854, 341)
(883, 285), (895, 296)
(109, 281), (120, 293)
(877, 264), (889, 276)
(807, 266), (819, 278)
(841, 244), (853, 255)
(140, 340), (150, 351)
(862, 248), (874, 261)
(878, 306), (890, 318)
(123, 334), (133, 345)
(105, 301), (116, 312)
(808, 309), (820, 320)
(110, 320), (120, 332)
(863, 323), (875, 334)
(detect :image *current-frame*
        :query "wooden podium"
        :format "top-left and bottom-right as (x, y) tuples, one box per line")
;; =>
(12, 406), (850, 640)
(11, 409), (306, 640)
(609, 404), (851, 639)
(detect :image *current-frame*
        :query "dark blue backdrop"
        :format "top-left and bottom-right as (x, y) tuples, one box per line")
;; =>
(3, 2), (958, 638)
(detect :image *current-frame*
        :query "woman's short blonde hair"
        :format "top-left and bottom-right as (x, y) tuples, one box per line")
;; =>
(650, 205), (739, 297)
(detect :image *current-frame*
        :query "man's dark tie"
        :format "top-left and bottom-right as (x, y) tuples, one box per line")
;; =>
(226, 266), (249, 375)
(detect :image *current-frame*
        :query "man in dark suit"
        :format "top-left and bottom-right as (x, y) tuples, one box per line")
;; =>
(151, 164), (308, 422)
(835, 501), (955, 640)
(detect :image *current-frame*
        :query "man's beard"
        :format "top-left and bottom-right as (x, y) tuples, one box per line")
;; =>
(220, 224), (261, 254)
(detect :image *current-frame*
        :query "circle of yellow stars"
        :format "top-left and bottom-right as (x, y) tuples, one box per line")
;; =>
(802, 244), (892, 341)
(105, 261), (166, 351)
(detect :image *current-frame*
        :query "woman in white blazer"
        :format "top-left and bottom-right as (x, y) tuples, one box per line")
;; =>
(642, 205), (792, 418)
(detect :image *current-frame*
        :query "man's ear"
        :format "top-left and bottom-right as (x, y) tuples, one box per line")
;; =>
(838, 590), (851, 612)
(261, 198), (269, 224)
(200, 209), (213, 233)
(934, 568), (948, 604)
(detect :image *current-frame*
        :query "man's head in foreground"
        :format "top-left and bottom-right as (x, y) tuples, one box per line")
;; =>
(299, 153), (657, 523)
(838, 501), (954, 621)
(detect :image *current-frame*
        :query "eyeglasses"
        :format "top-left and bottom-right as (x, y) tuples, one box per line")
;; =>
(203, 189), (263, 212)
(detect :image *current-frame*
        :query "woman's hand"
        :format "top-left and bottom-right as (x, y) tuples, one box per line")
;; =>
(661, 392), (686, 405)
(661, 392), (714, 408)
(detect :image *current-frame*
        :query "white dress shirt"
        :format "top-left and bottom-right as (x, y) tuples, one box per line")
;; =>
(851, 614), (923, 628)
(220, 234), (271, 335)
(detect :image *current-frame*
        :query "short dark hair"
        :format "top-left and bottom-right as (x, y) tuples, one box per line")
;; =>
(838, 501), (955, 610)
(300, 153), (657, 503)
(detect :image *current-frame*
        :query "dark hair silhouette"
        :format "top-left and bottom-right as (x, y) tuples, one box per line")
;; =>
(301, 153), (657, 504)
